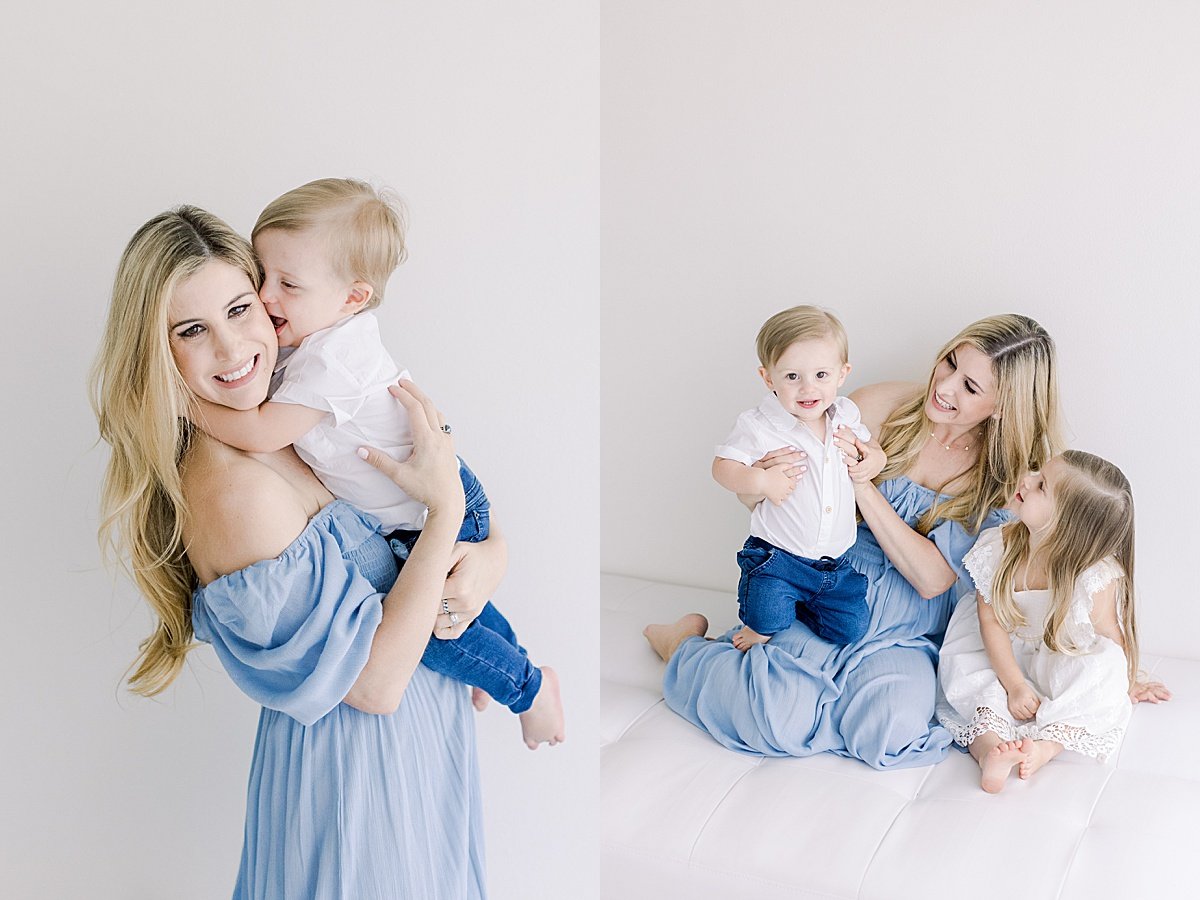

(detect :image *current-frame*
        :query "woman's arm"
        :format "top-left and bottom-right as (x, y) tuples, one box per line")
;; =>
(844, 381), (958, 599)
(342, 382), (466, 714)
(852, 481), (957, 598)
(436, 522), (509, 639)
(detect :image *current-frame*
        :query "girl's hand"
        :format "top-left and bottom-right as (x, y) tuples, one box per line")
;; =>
(358, 380), (465, 520)
(835, 429), (886, 484)
(1130, 680), (1172, 704)
(437, 531), (509, 639)
(1006, 682), (1041, 720)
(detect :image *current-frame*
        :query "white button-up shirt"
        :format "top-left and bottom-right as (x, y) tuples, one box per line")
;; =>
(271, 312), (428, 532)
(715, 393), (871, 559)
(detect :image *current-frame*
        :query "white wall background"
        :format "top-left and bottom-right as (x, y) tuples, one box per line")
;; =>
(601, 1), (1200, 661)
(0, 2), (598, 898)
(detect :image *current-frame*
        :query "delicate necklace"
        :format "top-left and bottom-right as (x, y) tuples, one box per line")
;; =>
(929, 428), (980, 452)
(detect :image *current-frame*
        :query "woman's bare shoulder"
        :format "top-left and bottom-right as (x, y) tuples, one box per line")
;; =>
(182, 441), (312, 584)
(848, 382), (922, 432)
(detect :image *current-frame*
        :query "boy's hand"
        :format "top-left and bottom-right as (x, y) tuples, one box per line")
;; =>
(1005, 682), (1041, 720)
(761, 465), (796, 506)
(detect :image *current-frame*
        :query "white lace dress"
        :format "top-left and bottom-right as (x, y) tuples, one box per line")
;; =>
(935, 526), (1132, 760)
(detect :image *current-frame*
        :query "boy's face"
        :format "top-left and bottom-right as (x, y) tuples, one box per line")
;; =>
(758, 336), (850, 425)
(255, 227), (366, 348)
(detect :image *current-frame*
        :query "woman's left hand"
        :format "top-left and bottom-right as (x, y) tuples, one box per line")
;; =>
(436, 526), (509, 639)
(835, 428), (886, 484)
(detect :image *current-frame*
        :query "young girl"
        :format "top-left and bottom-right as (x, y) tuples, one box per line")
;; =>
(936, 450), (1139, 793)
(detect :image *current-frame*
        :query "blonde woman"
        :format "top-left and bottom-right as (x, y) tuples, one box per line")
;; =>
(92, 207), (501, 897)
(647, 315), (1071, 768)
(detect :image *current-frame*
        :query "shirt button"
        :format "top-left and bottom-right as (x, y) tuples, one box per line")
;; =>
(825, 506), (832, 513)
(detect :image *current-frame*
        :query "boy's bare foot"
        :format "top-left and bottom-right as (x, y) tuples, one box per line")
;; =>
(1018, 739), (1063, 780)
(519, 666), (565, 750)
(643, 614), (709, 661)
(980, 738), (1031, 793)
(471, 687), (490, 712)
(732, 625), (770, 651)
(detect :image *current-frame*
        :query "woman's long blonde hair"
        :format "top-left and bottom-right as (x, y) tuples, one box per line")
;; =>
(877, 314), (1062, 535)
(90, 207), (260, 696)
(989, 450), (1139, 686)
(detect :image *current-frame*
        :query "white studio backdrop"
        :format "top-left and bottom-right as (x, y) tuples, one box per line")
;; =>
(601, 0), (1200, 662)
(0, 2), (599, 898)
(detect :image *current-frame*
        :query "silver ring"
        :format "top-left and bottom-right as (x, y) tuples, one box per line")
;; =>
(856, 454), (864, 463)
(442, 599), (450, 615)
(440, 423), (452, 434)
(449, 612), (461, 626)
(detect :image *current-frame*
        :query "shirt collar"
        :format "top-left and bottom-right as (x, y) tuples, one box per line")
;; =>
(757, 392), (846, 434)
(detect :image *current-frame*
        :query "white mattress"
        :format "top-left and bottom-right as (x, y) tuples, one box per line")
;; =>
(601, 573), (1198, 900)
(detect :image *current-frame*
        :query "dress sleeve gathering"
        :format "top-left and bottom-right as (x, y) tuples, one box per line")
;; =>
(191, 502), (392, 725)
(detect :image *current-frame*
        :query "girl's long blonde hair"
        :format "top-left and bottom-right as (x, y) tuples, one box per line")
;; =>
(877, 314), (1062, 535)
(990, 450), (1139, 686)
(90, 207), (260, 696)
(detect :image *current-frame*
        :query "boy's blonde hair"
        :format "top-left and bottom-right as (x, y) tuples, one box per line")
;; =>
(90, 206), (261, 696)
(756, 305), (849, 368)
(989, 450), (1139, 686)
(877, 314), (1062, 535)
(252, 177), (407, 311)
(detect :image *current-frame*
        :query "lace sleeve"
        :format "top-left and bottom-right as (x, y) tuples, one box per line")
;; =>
(962, 526), (1005, 604)
(1072, 557), (1124, 629)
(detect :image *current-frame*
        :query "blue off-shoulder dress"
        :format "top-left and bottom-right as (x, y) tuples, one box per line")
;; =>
(663, 476), (1011, 770)
(192, 500), (486, 899)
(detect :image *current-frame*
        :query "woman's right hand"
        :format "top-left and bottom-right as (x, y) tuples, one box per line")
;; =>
(357, 380), (465, 521)
(752, 446), (808, 478)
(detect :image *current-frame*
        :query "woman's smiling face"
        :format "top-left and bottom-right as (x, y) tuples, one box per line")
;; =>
(926, 342), (998, 429)
(168, 259), (278, 411)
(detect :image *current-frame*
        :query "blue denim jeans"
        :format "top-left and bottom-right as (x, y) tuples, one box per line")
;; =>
(736, 535), (870, 645)
(387, 458), (542, 713)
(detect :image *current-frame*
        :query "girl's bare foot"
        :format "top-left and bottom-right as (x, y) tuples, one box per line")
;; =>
(519, 666), (565, 750)
(643, 614), (709, 661)
(980, 738), (1031, 793)
(471, 687), (490, 712)
(732, 625), (770, 651)
(1018, 740), (1062, 780)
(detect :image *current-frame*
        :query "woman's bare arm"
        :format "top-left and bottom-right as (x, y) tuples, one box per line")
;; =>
(436, 521), (509, 639)
(852, 481), (957, 598)
(342, 382), (466, 714)
(343, 506), (461, 713)
(846, 381), (958, 599)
